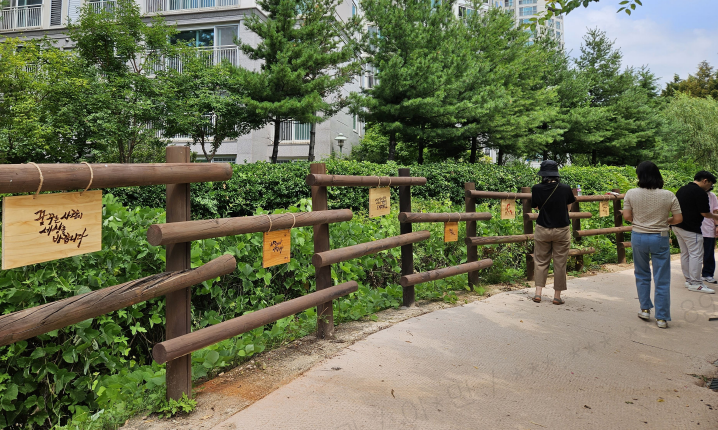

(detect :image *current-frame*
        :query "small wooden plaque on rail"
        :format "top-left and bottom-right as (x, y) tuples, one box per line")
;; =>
(599, 201), (610, 217)
(263, 229), (291, 268)
(500, 199), (516, 220)
(444, 222), (458, 243)
(2, 191), (103, 270)
(369, 188), (391, 218)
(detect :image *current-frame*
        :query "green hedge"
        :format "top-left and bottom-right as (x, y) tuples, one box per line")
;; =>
(108, 160), (693, 218)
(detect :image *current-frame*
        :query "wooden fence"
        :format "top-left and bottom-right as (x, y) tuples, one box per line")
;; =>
(0, 156), (630, 402)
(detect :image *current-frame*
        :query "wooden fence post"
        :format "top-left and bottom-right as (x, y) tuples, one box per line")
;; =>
(165, 146), (192, 400)
(521, 186), (534, 281)
(465, 182), (477, 291)
(613, 188), (626, 264)
(571, 188), (583, 271)
(399, 168), (414, 307)
(311, 163), (334, 338)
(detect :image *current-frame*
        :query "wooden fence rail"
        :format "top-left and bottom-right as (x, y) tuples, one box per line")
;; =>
(153, 281), (359, 364)
(400, 259), (494, 287)
(524, 212), (593, 221)
(312, 231), (430, 267)
(306, 174), (427, 187)
(398, 212), (492, 223)
(465, 234), (534, 246)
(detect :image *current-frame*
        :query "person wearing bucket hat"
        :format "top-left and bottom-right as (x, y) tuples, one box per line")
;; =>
(531, 160), (576, 305)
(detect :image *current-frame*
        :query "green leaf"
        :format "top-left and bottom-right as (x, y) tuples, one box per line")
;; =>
(3, 384), (18, 401)
(203, 350), (220, 368)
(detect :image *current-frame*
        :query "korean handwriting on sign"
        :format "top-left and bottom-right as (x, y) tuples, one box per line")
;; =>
(374, 196), (388, 210)
(34, 209), (88, 248)
(271, 238), (284, 254)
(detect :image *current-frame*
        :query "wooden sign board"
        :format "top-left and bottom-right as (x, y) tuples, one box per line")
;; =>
(263, 229), (290, 268)
(2, 191), (103, 270)
(599, 201), (610, 217)
(444, 222), (458, 243)
(501, 199), (516, 220)
(369, 187), (391, 218)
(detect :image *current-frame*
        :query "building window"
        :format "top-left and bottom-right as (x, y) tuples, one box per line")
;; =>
(172, 29), (215, 47)
(518, 0), (536, 3)
(556, 31), (561, 39)
(504, 0), (513, 6)
(352, 1), (356, 16)
(353, 114), (358, 132)
(458, 6), (475, 18)
(483, 147), (492, 156)
(365, 63), (377, 89)
(279, 120), (310, 142)
(556, 21), (561, 30)
(518, 6), (536, 16)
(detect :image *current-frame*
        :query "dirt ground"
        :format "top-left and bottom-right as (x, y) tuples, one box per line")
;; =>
(122, 261), (637, 430)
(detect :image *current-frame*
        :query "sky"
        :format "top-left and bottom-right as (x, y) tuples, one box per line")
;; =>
(563, 0), (718, 89)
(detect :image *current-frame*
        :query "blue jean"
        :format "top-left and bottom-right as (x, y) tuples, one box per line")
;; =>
(703, 237), (716, 278)
(631, 232), (671, 321)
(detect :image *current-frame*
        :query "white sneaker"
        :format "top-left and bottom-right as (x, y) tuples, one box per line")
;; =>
(688, 284), (716, 294)
(685, 281), (692, 288)
(638, 309), (650, 320)
(657, 319), (667, 329)
(702, 276), (718, 284)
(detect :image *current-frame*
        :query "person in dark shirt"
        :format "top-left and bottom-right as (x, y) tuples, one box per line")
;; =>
(674, 171), (718, 293)
(531, 160), (577, 305)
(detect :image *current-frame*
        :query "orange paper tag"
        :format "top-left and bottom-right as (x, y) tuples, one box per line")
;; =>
(369, 187), (391, 218)
(599, 201), (610, 217)
(263, 229), (291, 268)
(501, 199), (516, 220)
(444, 222), (458, 243)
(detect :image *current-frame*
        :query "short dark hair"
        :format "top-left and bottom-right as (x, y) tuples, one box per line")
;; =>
(694, 171), (717, 183)
(541, 176), (560, 184)
(636, 161), (664, 189)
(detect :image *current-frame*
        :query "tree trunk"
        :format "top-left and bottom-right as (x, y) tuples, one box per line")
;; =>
(498, 148), (504, 166)
(418, 125), (425, 165)
(591, 149), (597, 166)
(388, 131), (396, 162)
(542, 149), (548, 162)
(271, 118), (281, 164)
(308, 118), (317, 162)
(470, 136), (477, 163)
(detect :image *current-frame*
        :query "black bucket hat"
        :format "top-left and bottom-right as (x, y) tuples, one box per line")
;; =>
(538, 160), (560, 177)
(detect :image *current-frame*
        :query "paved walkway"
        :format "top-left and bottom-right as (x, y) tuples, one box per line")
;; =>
(214, 260), (718, 429)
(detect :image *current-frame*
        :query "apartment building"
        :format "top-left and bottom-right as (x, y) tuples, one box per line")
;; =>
(502, 0), (564, 48)
(1, 0), (364, 163)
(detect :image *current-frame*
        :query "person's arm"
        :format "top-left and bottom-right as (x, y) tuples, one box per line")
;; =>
(623, 209), (633, 222)
(700, 212), (718, 220)
(668, 213), (683, 225)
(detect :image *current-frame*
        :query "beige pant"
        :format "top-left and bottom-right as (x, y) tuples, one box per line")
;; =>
(534, 224), (571, 291)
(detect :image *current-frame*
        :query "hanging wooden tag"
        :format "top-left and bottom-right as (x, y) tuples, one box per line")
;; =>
(263, 229), (291, 268)
(2, 191), (103, 270)
(599, 201), (610, 217)
(369, 187), (391, 218)
(501, 199), (516, 220)
(444, 222), (458, 243)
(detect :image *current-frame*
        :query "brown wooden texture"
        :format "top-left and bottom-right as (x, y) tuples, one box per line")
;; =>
(574, 225), (633, 238)
(312, 231), (431, 268)
(613, 188), (626, 264)
(524, 212), (592, 221)
(500, 199), (516, 219)
(465, 234), (534, 246)
(153, 281), (358, 364)
(262, 229), (291, 268)
(2, 191), (102, 269)
(530, 248), (596, 258)
(306, 174), (426, 187)
(618, 242), (632, 249)
(571, 188), (583, 271)
(0, 255), (236, 347)
(465, 190), (532, 200)
(465, 183), (478, 290)
(0, 163), (231, 194)
(400, 259), (494, 287)
(311, 163), (333, 338)
(444, 222), (458, 243)
(398, 212), (492, 223)
(399, 168), (415, 308)
(165, 146), (192, 400)
(368, 187), (391, 218)
(147, 210), (353, 246)
(575, 194), (625, 202)
(521, 186), (534, 281)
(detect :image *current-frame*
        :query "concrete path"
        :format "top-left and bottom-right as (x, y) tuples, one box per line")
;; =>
(214, 260), (718, 430)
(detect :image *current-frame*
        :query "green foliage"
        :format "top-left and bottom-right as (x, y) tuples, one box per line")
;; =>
(659, 93), (718, 172)
(662, 61), (718, 99)
(156, 394), (196, 418)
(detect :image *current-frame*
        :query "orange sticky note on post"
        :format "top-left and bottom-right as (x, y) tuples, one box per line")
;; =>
(501, 199), (516, 220)
(263, 229), (291, 268)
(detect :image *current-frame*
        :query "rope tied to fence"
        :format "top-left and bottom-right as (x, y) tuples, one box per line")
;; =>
(290, 213), (296, 230)
(266, 214), (273, 233)
(81, 162), (94, 195)
(27, 162), (43, 199)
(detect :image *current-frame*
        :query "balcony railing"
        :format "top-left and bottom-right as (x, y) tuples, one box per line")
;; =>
(147, 45), (241, 74)
(89, 0), (116, 13)
(1, 5), (43, 32)
(146, 0), (238, 13)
